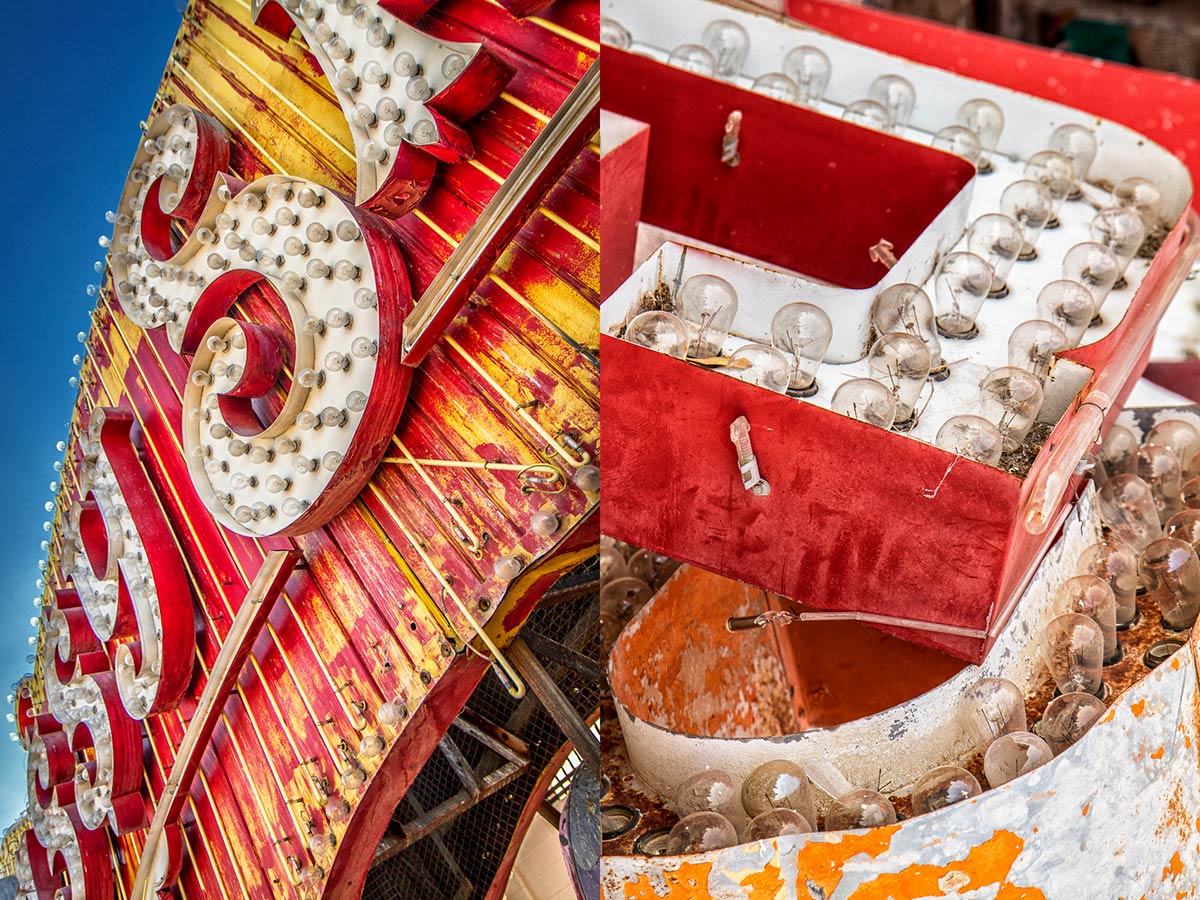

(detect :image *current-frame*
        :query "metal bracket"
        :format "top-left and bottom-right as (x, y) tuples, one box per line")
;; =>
(722, 110), (743, 167)
(730, 416), (770, 496)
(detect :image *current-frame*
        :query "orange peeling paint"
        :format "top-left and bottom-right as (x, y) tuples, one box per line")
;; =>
(739, 862), (787, 900)
(623, 861), (714, 899)
(1164, 851), (1185, 882)
(794, 826), (902, 896)
(1102, 708), (1118, 724)
(1132, 699), (1147, 717)
(1152, 746), (1166, 760)
(1082, 803), (1090, 817)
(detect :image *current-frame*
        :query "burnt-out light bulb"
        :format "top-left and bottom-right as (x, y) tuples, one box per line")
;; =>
(979, 367), (1044, 453)
(867, 333), (930, 427)
(831, 378), (896, 430)
(931, 125), (981, 168)
(1008, 319), (1068, 384)
(1113, 176), (1165, 230)
(782, 46), (831, 107)
(741, 760), (815, 823)
(1145, 419), (1200, 481)
(770, 302), (832, 396)
(1132, 444), (1182, 524)
(910, 766), (981, 814)
(750, 73), (799, 102)
(824, 790), (896, 831)
(626, 311), (689, 358)
(868, 74), (916, 132)
(871, 283), (942, 371)
(667, 44), (717, 77)
(1139, 537), (1200, 630)
(702, 19), (750, 80)
(1024, 151), (1076, 220)
(1166, 509), (1200, 556)
(679, 274), (738, 358)
(1047, 124), (1098, 194)
(723, 344), (790, 393)
(1038, 691), (1106, 755)
(745, 807), (812, 839)
(1001, 180), (1054, 259)
(1041, 613), (1104, 696)
(665, 811), (738, 855)
(961, 676), (1027, 746)
(842, 99), (891, 132)
(672, 769), (743, 824)
(1098, 474), (1162, 551)
(599, 17), (631, 49)
(933, 252), (992, 339)
(1063, 242), (1121, 316)
(936, 415), (1004, 466)
(1100, 424), (1138, 477)
(955, 98), (1005, 172)
(983, 731), (1053, 787)
(1036, 280), (1094, 348)
(1078, 539), (1140, 627)
(1090, 207), (1146, 278)
(1057, 575), (1119, 664)
(968, 213), (1023, 296)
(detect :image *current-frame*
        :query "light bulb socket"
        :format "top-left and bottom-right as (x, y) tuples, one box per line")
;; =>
(1144, 639), (1184, 669)
(632, 828), (672, 857)
(936, 321), (979, 341)
(987, 279), (1010, 300)
(1102, 642), (1124, 668)
(600, 805), (640, 841)
(785, 381), (819, 399)
(1115, 607), (1141, 632)
(976, 156), (995, 176)
(1044, 216), (1061, 231)
(1018, 243), (1038, 262)
(928, 363), (952, 383)
(1051, 680), (1109, 702)
(891, 413), (919, 434)
(1159, 615), (1196, 635)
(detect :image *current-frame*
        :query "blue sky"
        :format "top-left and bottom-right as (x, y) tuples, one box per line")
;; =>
(0, 3), (186, 828)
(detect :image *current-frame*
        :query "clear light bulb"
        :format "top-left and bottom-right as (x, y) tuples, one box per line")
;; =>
(665, 811), (737, 855)
(701, 19), (750, 80)
(872, 283), (942, 372)
(626, 311), (689, 359)
(842, 99), (891, 132)
(722, 344), (790, 394)
(678, 274), (738, 358)
(599, 17), (631, 49)
(667, 44), (716, 77)
(769, 302), (832, 396)
(936, 415), (1004, 466)
(1040, 612), (1104, 696)
(979, 367), (1043, 453)
(740, 760), (815, 823)
(1090, 207), (1146, 278)
(967, 213), (1023, 297)
(1098, 474), (1162, 552)
(961, 676), (1027, 746)
(1113, 176), (1164, 230)
(782, 46), (831, 108)
(1024, 150), (1076, 219)
(1008, 319), (1068, 384)
(1047, 123), (1098, 193)
(1058, 574), (1119, 664)
(1078, 539), (1140, 627)
(1035, 280), (1094, 348)
(867, 333), (931, 427)
(672, 769), (742, 823)
(910, 765), (980, 814)
(745, 808), (812, 840)
(1063, 242), (1121, 317)
(931, 125), (981, 168)
(1139, 537), (1200, 630)
(750, 73), (799, 102)
(824, 790), (896, 831)
(1100, 424), (1138, 476)
(1184, 478), (1200, 510)
(955, 98), (1005, 172)
(1132, 444), (1182, 524)
(1166, 509), (1200, 555)
(868, 74), (916, 132)
(1038, 691), (1106, 755)
(830, 378), (896, 430)
(933, 252), (992, 339)
(1145, 418), (1200, 481)
(1001, 180), (1054, 259)
(983, 731), (1053, 787)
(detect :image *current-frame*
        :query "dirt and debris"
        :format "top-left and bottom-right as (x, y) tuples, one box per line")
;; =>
(998, 421), (1056, 479)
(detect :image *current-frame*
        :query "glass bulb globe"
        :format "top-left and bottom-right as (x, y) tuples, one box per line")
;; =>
(1145, 418), (1200, 481)
(665, 811), (738, 855)
(1000, 180), (1054, 259)
(961, 676), (1027, 746)
(933, 252), (992, 339)
(667, 44), (716, 77)
(1023, 150), (1076, 217)
(600, 17), (631, 49)
(979, 367), (1044, 453)
(1166, 509), (1200, 555)
(867, 74), (916, 132)
(1078, 539), (1140, 628)
(745, 808), (812, 840)
(1113, 176), (1164, 229)
(1090, 207), (1146, 277)
(983, 731), (1053, 787)
(769, 302), (832, 395)
(1100, 424), (1138, 477)
(1047, 123), (1098, 189)
(1139, 537), (1200, 630)
(1098, 474), (1162, 552)
(955, 98), (1005, 171)
(967, 213), (1023, 296)
(1039, 691), (1106, 755)
(1057, 574), (1118, 664)
(1132, 444), (1182, 524)
(678, 274), (738, 358)
(842, 99), (891, 132)
(750, 72), (799, 102)
(740, 760), (814, 823)
(702, 19), (750, 79)
(599, 545), (628, 582)
(672, 769), (742, 824)
(1040, 612), (1104, 696)
(871, 283), (941, 369)
(1185, 477), (1200, 510)
(1008, 319), (1068, 383)
(1035, 280), (1094, 348)
(831, 378), (896, 430)
(1063, 242), (1121, 316)
(781, 45), (831, 107)
(626, 311), (689, 358)
(910, 765), (980, 814)
(722, 344), (790, 393)
(931, 125), (981, 168)
(866, 333), (931, 426)
(935, 415), (1004, 466)
(824, 789), (896, 831)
